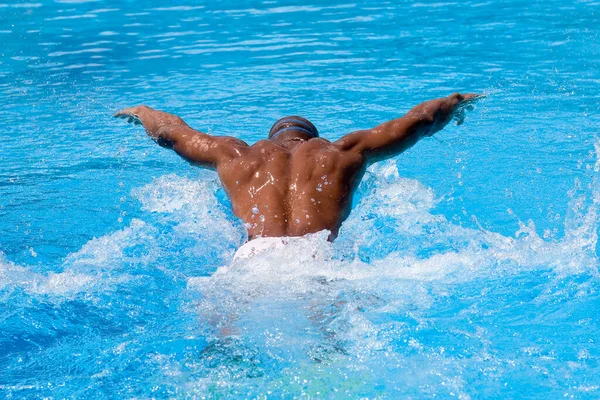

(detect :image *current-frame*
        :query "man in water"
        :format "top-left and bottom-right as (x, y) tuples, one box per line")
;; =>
(115, 93), (479, 249)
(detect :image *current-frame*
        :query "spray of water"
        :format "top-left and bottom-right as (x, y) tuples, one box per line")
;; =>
(1, 142), (598, 398)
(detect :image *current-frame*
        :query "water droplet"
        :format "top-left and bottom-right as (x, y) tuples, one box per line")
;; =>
(252, 205), (259, 214)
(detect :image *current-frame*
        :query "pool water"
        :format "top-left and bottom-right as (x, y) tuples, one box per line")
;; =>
(1, 0), (599, 398)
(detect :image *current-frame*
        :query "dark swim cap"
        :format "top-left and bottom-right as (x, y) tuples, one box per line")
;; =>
(269, 116), (319, 140)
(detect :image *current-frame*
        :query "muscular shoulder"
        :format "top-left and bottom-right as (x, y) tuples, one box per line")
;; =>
(293, 138), (364, 168)
(299, 138), (358, 160)
(225, 140), (288, 166)
(203, 135), (251, 164)
(293, 138), (335, 154)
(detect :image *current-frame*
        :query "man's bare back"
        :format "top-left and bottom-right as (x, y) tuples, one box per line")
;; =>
(115, 93), (479, 241)
(217, 136), (365, 240)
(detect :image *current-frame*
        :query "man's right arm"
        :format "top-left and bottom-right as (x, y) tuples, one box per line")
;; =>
(335, 93), (480, 164)
(114, 105), (248, 169)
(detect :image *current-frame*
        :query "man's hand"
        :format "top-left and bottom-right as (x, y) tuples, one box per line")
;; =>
(452, 93), (485, 126)
(114, 105), (149, 125)
(113, 105), (189, 144)
(113, 104), (192, 146)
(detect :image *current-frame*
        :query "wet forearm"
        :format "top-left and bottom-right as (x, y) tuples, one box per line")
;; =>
(134, 107), (192, 147)
(406, 93), (464, 137)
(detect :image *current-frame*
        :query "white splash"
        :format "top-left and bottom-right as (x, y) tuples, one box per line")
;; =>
(0, 253), (94, 295)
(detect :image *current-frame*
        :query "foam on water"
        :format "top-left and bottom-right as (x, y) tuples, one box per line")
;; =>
(178, 158), (599, 397)
(2, 153), (598, 397)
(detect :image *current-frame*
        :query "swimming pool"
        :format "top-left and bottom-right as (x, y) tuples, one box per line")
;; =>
(1, 0), (599, 397)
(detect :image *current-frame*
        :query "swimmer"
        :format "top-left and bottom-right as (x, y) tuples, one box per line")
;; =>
(115, 93), (481, 242)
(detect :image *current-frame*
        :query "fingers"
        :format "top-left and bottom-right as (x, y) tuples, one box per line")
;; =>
(114, 108), (143, 126)
(114, 106), (148, 127)
(114, 107), (137, 118)
(114, 111), (130, 119)
(462, 93), (486, 103)
(449, 92), (484, 107)
(113, 105), (149, 119)
(451, 93), (484, 125)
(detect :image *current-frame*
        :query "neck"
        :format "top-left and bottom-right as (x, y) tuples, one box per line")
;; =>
(278, 137), (306, 149)
(271, 131), (313, 145)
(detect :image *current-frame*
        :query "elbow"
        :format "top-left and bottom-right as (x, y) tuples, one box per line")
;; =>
(156, 136), (175, 149)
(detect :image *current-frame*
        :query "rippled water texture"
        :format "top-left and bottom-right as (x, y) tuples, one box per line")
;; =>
(1, 0), (600, 398)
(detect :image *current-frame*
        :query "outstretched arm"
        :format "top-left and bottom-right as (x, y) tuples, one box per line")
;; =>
(114, 105), (248, 169)
(335, 93), (481, 163)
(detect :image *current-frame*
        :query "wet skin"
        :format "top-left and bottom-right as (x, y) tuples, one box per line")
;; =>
(115, 93), (480, 241)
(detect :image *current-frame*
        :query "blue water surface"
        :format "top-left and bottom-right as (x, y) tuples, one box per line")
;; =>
(1, 0), (599, 398)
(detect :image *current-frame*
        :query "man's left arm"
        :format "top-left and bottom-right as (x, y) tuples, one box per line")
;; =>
(334, 93), (481, 164)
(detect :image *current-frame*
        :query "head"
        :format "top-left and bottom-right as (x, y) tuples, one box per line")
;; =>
(268, 116), (319, 142)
